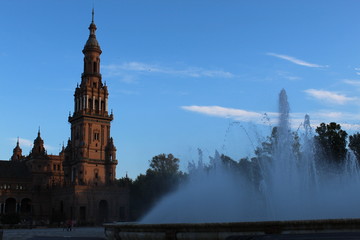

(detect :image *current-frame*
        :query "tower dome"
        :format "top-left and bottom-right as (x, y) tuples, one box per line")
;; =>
(83, 8), (102, 54)
(11, 138), (23, 161)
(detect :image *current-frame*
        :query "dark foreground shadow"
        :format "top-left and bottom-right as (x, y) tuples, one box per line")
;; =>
(26, 237), (105, 240)
(226, 232), (360, 240)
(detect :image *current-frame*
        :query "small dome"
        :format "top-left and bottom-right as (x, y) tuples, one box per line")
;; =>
(85, 36), (100, 49)
(83, 21), (102, 53)
(106, 137), (117, 151)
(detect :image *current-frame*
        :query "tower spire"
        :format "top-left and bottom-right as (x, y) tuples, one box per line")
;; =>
(11, 136), (23, 161)
(83, 8), (101, 54)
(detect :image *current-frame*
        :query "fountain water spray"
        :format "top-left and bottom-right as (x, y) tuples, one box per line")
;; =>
(141, 89), (360, 224)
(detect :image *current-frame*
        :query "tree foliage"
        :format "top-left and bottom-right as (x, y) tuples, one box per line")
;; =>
(129, 153), (185, 221)
(315, 122), (348, 166)
(148, 153), (180, 176)
(349, 132), (360, 162)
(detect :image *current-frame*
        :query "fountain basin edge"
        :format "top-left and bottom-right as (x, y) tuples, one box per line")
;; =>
(104, 218), (360, 240)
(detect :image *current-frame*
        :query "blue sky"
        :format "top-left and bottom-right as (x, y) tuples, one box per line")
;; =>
(2, 1), (360, 179)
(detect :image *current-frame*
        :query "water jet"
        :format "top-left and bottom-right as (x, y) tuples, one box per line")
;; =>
(105, 89), (360, 239)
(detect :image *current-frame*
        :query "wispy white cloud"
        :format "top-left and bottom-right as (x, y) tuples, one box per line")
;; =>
(181, 106), (360, 131)
(276, 71), (301, 81)
(343, 79), (360, 87)
(354, 67), (360, 76)
(103, 62), (234, 79)
(119, 75), (138, 84)
(181, 105), (277, 124)
(267, 53), (327, 68)
(117, 89), (140, 95)
(304, 89), (357, 105)
(16, 138), (33, 147)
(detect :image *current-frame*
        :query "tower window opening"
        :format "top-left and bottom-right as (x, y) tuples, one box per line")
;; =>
(93, 62), (97, 73)
(94, 132), (100, 141)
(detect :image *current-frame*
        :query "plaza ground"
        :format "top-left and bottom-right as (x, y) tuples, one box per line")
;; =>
(1, 227), (106, 240)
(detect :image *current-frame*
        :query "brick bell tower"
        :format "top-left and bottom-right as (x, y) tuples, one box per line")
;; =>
(64, 10), (117, 186)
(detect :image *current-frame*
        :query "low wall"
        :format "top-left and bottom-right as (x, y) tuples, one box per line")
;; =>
(104, 219), (360, 240)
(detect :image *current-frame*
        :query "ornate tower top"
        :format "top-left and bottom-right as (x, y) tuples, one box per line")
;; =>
(11, 137), (23, 161)
(30, 129), (46, 158)
(83, 8), (101, 54)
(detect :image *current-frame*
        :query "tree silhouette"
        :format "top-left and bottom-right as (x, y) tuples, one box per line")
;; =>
(315, 122), (348, 168)
(349, 132), (360, 162)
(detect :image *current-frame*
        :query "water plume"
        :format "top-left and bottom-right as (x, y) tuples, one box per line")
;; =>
(141, 89), (360, 224)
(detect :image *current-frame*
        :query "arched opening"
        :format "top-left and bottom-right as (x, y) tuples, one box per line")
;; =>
(101, 101), (104, 112)
(20, 198), (31, 214)
(60, 201), (64, 214)
(93, 62), (97, 73)
(95, 100), (99, 111)
(97, 200), (108, 224)
(5, 198), (16, 214)
(119, 206), (126, 221)
(89, 98), (93, 110)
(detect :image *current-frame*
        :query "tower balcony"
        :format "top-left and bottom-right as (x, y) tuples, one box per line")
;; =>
(69, 109), (113, 123)
(81, 73), (102, 78)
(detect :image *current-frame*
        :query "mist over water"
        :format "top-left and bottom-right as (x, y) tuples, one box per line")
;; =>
(141, 89), (360, 224)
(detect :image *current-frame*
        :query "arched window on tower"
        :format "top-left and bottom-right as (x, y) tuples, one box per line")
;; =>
(95, 100), (99, 111)
(89, 98), (93, 110)
(93, 62), (97, 73)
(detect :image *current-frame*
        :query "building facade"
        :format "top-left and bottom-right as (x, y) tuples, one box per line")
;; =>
(0, 12), (129, 225)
